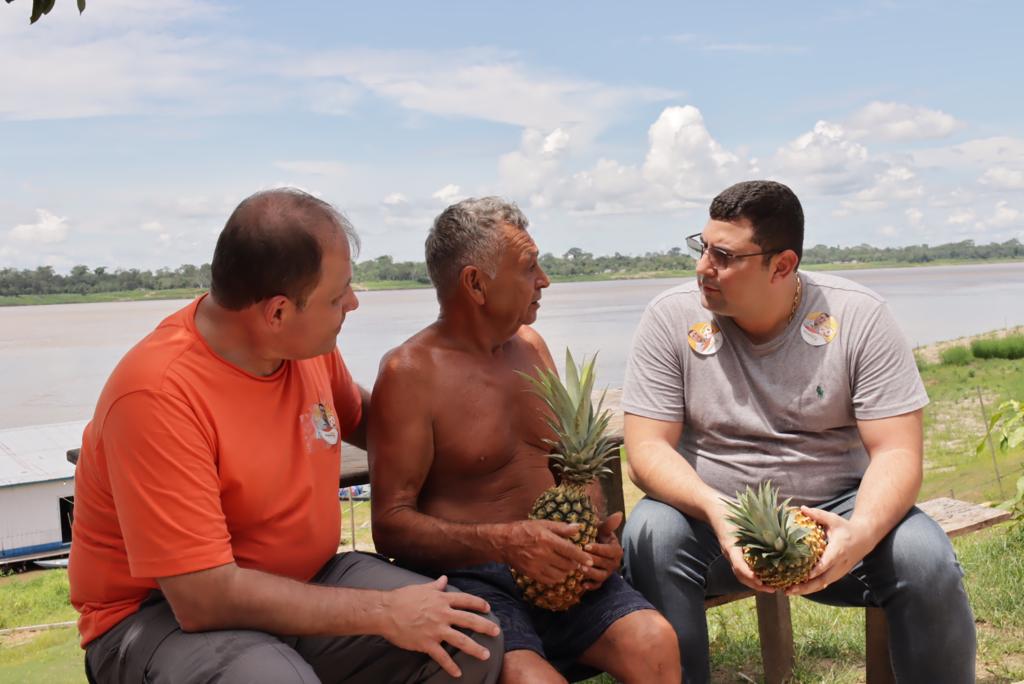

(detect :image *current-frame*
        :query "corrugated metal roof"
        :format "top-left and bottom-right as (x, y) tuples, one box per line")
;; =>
(0, 421), (85, 488)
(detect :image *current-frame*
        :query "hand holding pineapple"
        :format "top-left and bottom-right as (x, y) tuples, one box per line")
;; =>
(579, 511), (624, 591)
(782, 505), (874, 596)
(499, 519), (593, 586)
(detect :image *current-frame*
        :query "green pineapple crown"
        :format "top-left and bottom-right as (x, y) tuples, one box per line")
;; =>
(518, 348), (618, 486)
(725, 481), (812, 566)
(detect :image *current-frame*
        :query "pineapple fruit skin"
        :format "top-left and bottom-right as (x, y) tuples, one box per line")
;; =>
(726, 482), (828, 590)
(742, 508), (827, 588)
(511, 483), (599, 611)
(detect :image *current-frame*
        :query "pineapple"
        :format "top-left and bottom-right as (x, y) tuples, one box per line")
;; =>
(511, 349), (619, 611)
(724, 481), (828, 589)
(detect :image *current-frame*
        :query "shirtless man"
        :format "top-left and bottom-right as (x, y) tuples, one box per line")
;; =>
(369, 197), (680, 683)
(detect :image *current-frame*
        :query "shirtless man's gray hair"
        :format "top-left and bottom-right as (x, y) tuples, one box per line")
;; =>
(425, 197), (529, 298)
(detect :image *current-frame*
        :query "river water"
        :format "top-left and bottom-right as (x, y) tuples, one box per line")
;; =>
(2, 262), (1022, 429)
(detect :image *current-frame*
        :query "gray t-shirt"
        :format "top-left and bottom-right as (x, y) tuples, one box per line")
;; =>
(622, 271), (929, 507)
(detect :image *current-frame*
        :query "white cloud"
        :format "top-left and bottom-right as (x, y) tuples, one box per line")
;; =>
(947, 209), (976, 225)
(701, 42), (805, 55)
(838, 166), (924, 213)
(3, 6), (675, 132)
(0, 1), (259, 121)
(772, 121), (873, 195)
(846, 101), (961, 141)
(642, 106), (750, 201)
(979, 167), (1024, 190)
(432, 184), (462, 203)
(906, 208), (924, 226)
(141, 221), (164, 232)
(499, 128), (574, 199)
(981, 201), (1021, 229)
(666, 34), (803, 54)
(382, 193), (408, 206)
(913, 137), (1024, 169)
(298, 48), (675, 136)
(9, 209), (69, 243)
(498, 105), (749, 216)
(274, 161), (348, 177)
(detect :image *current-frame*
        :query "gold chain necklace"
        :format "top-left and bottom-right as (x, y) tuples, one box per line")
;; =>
(787, 274), (802, 325)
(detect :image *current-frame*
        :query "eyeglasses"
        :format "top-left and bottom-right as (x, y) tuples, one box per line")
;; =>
(685, 232), (779, 270)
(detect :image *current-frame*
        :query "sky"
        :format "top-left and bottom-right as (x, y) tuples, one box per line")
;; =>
(2, 0), (1023, 272)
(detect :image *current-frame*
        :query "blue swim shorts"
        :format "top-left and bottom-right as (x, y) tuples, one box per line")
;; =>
(445, 562), (654, 677)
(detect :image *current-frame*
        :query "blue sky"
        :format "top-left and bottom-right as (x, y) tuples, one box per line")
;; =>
(2, 0), (1023, 271)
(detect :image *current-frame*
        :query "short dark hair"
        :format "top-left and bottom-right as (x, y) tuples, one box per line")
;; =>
(210, 188), (359, 311)
(709, 180), (804, 265)
(426, 197), (529, 300)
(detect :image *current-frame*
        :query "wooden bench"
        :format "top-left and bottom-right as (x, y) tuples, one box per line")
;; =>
(65, 392), (1012, 683)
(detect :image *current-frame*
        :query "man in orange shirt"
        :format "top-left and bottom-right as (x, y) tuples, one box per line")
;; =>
(69, 188), (502, 683)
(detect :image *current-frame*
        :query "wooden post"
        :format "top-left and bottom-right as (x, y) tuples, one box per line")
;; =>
(347, 488), (357, 551)
(601, 442), (627, 541)
(755, 592), (794, 684)
(865, 607), (895, 684)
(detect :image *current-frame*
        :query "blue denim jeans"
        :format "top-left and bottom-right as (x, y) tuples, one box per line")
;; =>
(622, 488), (976, 683)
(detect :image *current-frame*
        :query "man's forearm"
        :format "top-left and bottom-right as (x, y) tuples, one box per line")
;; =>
(161, 563), (389, 636)
(373, 508), (515, 570)
(627, 438), (725, 528)
(847, 448), (922, 550)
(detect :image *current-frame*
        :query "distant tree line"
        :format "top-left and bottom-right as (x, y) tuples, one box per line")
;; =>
(802, 239), (1024, 264)
(2, 238), (1022, 296)
(0, 264), (211, 296)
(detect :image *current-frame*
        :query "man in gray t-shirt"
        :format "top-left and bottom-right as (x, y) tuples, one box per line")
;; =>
(621, 180), (975, 683)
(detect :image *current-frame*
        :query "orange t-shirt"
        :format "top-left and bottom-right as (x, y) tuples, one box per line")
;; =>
(68, 296), (362, 646)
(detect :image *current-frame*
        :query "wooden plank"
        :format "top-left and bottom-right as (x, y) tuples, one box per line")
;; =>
(705, 590), (753, 608)
(866, 607), (895, 684)
(339, 446), (369, 488)
(603, 388), (624, 441)
(756, 591), (794, 684)
(918, 497), (1012, 537)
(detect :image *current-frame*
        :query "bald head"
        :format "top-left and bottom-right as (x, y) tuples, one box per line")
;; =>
(210, 188), (359, 311)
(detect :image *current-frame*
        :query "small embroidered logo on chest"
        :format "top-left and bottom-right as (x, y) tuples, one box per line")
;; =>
(816, 385), (825, 399)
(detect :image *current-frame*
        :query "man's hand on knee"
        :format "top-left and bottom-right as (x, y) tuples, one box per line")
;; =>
(377, 576), (501, 678)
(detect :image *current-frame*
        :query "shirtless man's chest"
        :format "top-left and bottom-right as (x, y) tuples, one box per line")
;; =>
(419, 335), (557, 522)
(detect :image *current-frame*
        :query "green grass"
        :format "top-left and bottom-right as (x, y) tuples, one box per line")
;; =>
(972, 335), (1024, 360)
(0, 572), (82, 684)
(917, 357), (1024, 502)
(0, 628), (83, 684)
(941, 344), (974, 365)
(0, 570), (77, 629)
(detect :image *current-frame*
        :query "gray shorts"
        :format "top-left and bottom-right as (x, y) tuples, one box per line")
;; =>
(84, 552), (502, 684)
